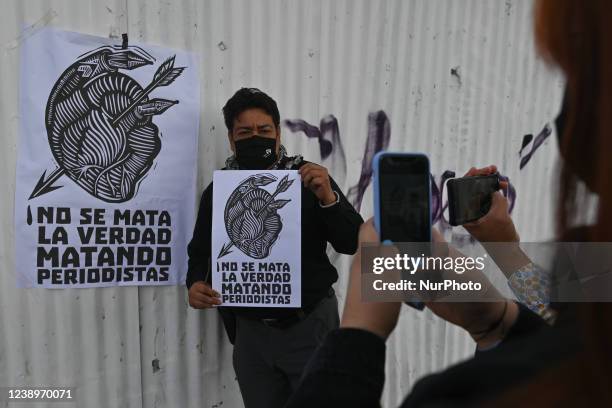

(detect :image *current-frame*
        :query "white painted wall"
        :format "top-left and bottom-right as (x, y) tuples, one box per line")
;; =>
(0, 1), (563, 407)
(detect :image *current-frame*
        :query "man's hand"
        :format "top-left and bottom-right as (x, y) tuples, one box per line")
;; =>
(188, 281), (222, 309)
(462, 165), (519, 243)
(298, 163), (336, 205)
(460, 165), (532, 275)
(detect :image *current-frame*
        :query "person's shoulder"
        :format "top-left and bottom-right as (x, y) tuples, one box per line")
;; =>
(201, 180), (214, 198)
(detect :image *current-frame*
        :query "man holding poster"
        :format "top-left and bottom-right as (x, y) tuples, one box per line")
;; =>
(186, 88), (363, 407)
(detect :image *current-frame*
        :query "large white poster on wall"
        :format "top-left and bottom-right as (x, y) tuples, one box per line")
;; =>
(212, 170), (302, 307)
(14, 28), (199, 288)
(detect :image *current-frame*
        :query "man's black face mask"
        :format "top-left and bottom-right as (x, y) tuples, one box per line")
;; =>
(235, 136), (277, 169)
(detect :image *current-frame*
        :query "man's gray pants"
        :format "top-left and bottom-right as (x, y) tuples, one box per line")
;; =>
(232, 295), (339, 408)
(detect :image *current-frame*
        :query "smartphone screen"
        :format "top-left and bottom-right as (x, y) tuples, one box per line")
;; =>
(378, 154), (431, 243)
(447, 175), (500, 226)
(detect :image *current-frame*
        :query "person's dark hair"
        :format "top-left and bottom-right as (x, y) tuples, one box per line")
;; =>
(535, 0), (612, 242)
(222, 88), (281, 132)
(494, 1), (612, 406)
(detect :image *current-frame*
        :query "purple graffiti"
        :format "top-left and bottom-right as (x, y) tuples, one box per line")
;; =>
(499, 174), (517, 213)
(519, 123), (552, 170)
(286, 109), (518, 227)
(345, 111), (391, 211)
(431, 170), (456, 226)
(284, 115), (347, 183)
(519, 134), (533, 156)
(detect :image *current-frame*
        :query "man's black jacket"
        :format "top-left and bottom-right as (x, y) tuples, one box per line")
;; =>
(186, 158), (363, 342)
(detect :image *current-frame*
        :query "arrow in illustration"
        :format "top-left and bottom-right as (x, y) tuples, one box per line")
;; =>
(29, 57), (184, 200)
(29, 167), (64, 200)
(218, 241), (234, 258)
(254, 174), (294, 217)
(112, 55), (185, 126)
(30, 98), (179, 200)
(217, 175), (295, 259)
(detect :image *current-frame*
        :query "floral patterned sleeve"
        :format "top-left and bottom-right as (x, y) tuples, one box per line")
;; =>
(507, 262), (557, 324)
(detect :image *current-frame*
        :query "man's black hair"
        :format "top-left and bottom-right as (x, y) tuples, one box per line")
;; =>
(222, 88), (281, 132)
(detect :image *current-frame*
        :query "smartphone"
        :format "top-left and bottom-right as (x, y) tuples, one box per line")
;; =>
(447, 174), (500, 226)
(373, 152), (431, 310)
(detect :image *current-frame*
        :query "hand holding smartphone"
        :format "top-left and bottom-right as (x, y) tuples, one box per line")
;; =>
(447, 174), (500, 226)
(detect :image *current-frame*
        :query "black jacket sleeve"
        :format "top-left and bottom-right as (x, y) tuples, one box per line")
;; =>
(186, 183), (213, 289)
(403, 304), (552, 407)
(286, 304), (555, 408)
(317, 176), (364, 255)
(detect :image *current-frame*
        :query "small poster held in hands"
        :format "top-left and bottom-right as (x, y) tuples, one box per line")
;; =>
(211, 170), (301, 307)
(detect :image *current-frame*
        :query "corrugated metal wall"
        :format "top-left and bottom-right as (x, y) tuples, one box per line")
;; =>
(1, 1), (563, 407)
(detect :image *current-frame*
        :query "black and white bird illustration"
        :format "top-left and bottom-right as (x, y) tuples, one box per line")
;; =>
(30, 43), (185, 202)
(218, 173), (294, 259)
